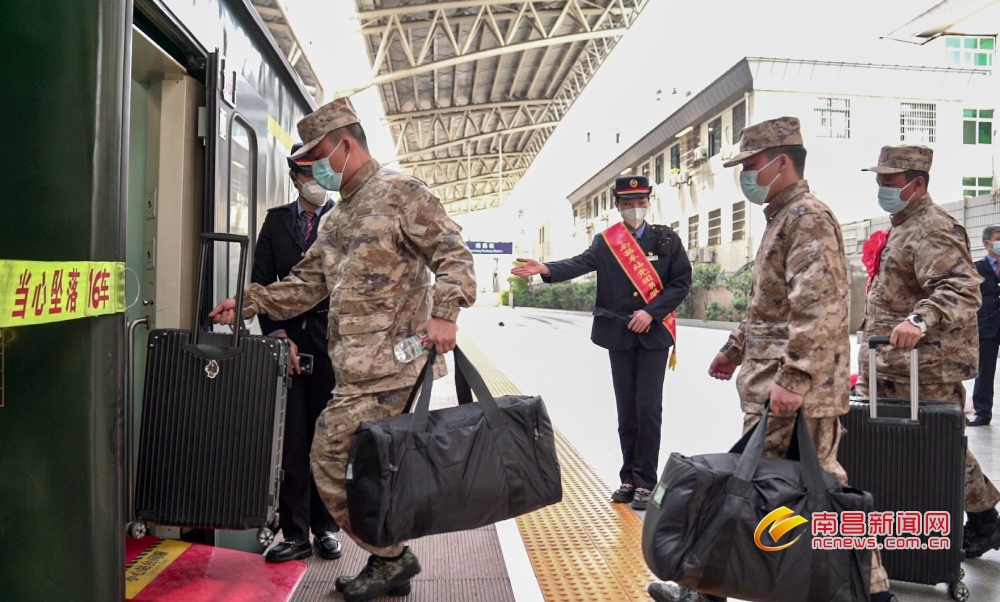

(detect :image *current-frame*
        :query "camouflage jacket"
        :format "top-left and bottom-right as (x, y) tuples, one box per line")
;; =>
(720, 181), (850, 418)
(857, 193), (981, 390)
(244, 159), (477, 394)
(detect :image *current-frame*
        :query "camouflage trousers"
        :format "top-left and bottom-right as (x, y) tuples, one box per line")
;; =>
(310, 387), (412, 557)
(855, 379), (1000, 513)
(742, 413), (890, 594)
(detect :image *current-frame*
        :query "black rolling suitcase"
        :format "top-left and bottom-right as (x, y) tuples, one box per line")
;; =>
(133, 233), (291, 546)
(839, 336), (969, 601)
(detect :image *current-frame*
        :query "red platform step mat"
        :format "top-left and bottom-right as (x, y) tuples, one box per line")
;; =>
(125, 536), (307, 602)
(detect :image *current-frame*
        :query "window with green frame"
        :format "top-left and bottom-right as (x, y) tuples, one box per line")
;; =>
(963, 109), (993, 145)
(945, 36), (995, 69)
(963, 176), (994, 198)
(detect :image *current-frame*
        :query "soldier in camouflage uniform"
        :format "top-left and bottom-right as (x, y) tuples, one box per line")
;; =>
(855, 145), (1000, 559)
(210, 97), (477, 602)
(650, 117), (894, 602)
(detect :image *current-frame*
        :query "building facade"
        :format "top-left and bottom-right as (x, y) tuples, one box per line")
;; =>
(566, 55), (993, 272)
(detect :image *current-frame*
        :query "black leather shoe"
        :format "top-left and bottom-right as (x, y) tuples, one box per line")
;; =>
(968, 415), (991, 427)
(265, 539), (312, 563)
(611, 484), (635, 503)
(315, 531), (343, 560)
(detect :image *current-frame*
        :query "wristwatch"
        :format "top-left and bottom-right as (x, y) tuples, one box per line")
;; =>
(906, 313), (927, 335)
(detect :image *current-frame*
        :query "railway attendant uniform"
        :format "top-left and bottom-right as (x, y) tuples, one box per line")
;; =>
(540, 175), (692, 510)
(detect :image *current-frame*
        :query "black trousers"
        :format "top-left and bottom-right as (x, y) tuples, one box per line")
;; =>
(973, 334), (1000, 421)
(608, 343), (669, 491)
(278, 332), (339, 541)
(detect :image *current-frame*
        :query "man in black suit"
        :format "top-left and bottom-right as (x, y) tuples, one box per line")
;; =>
(252, 144), (342, 562)
(512, 175), (692, 509)
(971, 225), (1000, 426)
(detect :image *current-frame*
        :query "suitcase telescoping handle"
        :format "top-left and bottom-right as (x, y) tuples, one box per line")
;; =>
(867, 335), (919, 421)
(192, 232), (250, 349)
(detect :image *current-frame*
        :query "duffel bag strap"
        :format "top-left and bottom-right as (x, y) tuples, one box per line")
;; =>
(402, 352), (436, 415)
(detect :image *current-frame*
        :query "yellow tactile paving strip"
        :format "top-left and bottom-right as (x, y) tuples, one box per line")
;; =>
(459, 335), (658, 602)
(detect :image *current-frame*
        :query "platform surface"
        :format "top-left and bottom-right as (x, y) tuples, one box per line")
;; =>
(126, 536), (307, 602)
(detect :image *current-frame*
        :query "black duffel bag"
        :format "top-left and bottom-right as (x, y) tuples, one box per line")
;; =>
(345, 346), (562, 548)
(642, 407), (873, 602)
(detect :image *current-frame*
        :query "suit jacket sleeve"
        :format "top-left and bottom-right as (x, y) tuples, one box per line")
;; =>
(542, 237), (600, 283)
(251, 215), (283, 335)
(978, 261), (995, 305)
(642, 232), (692, 321)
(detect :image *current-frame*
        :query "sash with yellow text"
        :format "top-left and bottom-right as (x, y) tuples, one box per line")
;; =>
(601, 223), (677, 370)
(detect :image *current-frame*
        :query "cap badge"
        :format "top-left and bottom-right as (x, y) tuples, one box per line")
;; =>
(630, 179), (638, 188)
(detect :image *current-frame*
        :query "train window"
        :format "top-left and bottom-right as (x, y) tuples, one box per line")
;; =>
(218, 117), (258, 301)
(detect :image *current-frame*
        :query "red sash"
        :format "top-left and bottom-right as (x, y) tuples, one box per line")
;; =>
(601, 222), (678, 370)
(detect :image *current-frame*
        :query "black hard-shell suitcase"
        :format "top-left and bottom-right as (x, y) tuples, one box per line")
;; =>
(133, 233), (291, 546)
(346, 347), (562, 548)
(839, 336), (969, 601)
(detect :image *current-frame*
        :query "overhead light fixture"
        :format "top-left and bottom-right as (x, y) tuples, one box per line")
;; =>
(620, 168), (632, 175)
(676, 126), (693, 138)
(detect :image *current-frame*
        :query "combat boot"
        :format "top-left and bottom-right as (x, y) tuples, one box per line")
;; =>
(964, 508), (1000, 558)
(341, 547), (421, 602)
(334, 574), (411, 595)
(647, 582), (722, 602)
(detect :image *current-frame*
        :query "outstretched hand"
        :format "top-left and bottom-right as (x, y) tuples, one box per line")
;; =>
(511, 258), (549, 278)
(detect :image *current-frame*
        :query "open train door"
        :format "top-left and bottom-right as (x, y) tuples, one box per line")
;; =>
(203, 50), (268, 333)
(199, 51), (271, 553)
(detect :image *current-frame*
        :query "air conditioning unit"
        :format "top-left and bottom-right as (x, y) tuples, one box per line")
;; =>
(687, 249), (699, 263)
(694, 146), (708, 161)
(700, 248), (717, 263)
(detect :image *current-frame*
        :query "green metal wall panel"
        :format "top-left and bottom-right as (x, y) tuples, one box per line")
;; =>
(0, 0), (128, 600)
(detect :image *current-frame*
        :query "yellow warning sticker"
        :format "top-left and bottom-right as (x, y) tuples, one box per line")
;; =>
(268, 115), (293, 151)
(125, 539), (191, 599)
(0, 260), (125, 328)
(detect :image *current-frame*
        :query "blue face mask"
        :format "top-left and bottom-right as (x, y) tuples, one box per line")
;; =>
(990, 241), (1000, 254)
(312, 140), (349, 191)
(877, 179), (915, 214)
(739, 156), (781, 205)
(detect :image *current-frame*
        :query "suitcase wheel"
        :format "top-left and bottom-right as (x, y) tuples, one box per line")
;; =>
(256, 527), (274, 548)
(959, 568), (965, 581)
(949, 581), (970, 602)
(127, 521), (147, 540)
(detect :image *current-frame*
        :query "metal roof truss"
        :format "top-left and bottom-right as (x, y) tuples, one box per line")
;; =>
(352, 0), (649, 212)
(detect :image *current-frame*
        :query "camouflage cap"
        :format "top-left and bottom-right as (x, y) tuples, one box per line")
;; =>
(861, 145), (933, 174)
(291, 96), (360, 158)
(722, 116), (804, 168)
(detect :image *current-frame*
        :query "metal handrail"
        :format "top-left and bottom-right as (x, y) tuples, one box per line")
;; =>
(125, 317), (149, 524)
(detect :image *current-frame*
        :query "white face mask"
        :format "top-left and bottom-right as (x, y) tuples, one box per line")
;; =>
(298, 180), (328, 205)
(621, 207), (648, 229)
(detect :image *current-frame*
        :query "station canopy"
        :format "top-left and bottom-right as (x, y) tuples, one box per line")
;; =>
(346, 0), (650, 213)
(252, 0), (325, 101)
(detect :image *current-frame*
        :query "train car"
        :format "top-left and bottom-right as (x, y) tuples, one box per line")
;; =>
(1, 0), (319, 599)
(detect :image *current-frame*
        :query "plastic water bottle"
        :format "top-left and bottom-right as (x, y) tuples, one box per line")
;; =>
(394, 333), (429, 363)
